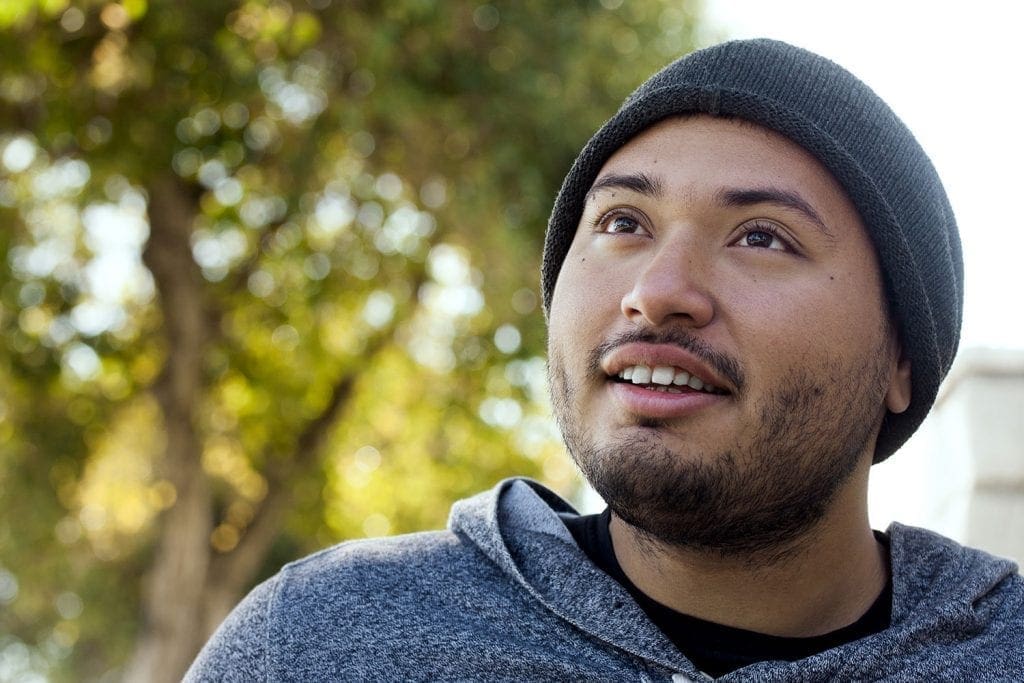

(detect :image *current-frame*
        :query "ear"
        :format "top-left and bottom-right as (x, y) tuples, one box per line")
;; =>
(885, 356), (912, 414)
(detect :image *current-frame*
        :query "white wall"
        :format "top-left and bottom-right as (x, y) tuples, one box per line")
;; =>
(872, 349), (1024, 564)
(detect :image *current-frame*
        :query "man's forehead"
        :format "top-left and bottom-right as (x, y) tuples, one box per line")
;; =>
(596, 114), (814, 170)
(583, 116), (850, 240)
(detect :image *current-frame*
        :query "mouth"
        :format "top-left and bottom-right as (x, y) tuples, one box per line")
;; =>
(608, 363), (730, 395)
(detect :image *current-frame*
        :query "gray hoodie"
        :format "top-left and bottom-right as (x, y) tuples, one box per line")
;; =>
(186, 478), (1024, 681)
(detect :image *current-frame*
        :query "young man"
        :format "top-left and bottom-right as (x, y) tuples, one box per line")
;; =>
(187, 39), (1023, 681)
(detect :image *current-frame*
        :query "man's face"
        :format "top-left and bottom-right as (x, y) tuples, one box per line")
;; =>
(547, 115), (909, 556)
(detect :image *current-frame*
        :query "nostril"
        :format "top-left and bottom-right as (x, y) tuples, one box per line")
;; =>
(621, 284), (715, 329)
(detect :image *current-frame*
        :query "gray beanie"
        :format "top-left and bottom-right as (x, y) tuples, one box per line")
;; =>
(541, 38), (963, 462)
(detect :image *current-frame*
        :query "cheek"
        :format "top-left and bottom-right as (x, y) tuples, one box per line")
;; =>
(549, 249), (626, 360)
(551, 249), (618, 317)
(727, 270), (889, 367)
(820, 261), (891, 337)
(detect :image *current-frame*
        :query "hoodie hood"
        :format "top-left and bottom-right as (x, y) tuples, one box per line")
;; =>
(449, 478), (1023, 680)
(450, 478), (700, 676)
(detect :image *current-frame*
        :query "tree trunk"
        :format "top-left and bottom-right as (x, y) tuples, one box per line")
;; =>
(122, 176), (213, 683)
(120, 176), (404, 680)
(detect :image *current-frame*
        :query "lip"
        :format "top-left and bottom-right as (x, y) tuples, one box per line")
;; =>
(609, 381), (726, 419)
(601, 342), (734, 392)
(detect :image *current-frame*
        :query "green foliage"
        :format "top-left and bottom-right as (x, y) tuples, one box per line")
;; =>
(0, 0), (703, 679)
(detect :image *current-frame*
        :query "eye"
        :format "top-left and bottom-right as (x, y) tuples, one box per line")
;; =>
(733, 220), (793, 252)
(593, 210), (648, 235)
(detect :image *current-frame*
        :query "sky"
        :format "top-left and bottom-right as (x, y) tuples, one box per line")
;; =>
(703, 0), (1024, 352)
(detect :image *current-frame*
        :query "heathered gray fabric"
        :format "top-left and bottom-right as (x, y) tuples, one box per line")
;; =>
(186, 478), (1024, 682)
(541, 39), (963, 462)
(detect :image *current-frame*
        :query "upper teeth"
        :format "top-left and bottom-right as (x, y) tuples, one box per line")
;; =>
(617, 364), (720, 393)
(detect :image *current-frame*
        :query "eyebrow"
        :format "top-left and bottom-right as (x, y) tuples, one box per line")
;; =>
(715, 187), (834, 239)
(585, 175), (835, 239)
(586, 172), (664, 201)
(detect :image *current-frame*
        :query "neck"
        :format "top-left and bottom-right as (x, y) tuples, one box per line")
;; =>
(608, 461), (887, 637)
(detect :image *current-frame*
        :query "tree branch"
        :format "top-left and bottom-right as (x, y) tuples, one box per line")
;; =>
(199, 325), (394, 633)
(200, 236), (431, 633)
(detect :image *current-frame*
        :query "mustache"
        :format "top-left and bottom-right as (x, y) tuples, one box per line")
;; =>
(586, 328), (746, 392)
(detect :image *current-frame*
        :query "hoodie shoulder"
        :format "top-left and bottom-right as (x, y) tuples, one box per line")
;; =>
(884, 523), (1024, 673)
(186, 479), (582, 681)
(184, 575), (276, 681)
(187, 528), (503, 681)
(889, 522), (1021, 609)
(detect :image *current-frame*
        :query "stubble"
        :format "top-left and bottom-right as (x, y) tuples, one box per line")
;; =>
(548, 327), (891, 561)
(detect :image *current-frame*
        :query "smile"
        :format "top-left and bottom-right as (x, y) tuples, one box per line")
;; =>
(614, 364), (727, 395)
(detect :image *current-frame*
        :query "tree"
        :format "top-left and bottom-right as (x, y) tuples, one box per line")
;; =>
(0, 1), (704, 680)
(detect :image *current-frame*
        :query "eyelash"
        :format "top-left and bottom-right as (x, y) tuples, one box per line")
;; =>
(589, 208), (646, 234)
(589, 210), (798, 253)
(735, 219), (795, 252)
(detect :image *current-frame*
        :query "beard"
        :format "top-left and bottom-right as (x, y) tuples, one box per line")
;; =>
(548, 327), (891, 560)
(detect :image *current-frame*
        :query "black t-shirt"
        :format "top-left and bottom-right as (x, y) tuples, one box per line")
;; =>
(562, 509), (892, 678)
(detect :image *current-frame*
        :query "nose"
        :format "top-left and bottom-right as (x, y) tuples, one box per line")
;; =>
(620, 240), (714, 328)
